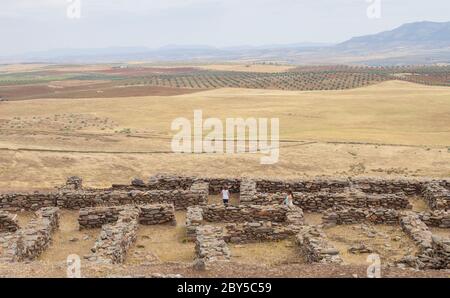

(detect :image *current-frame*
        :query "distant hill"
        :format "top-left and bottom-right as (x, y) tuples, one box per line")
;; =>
(338, 21), (450, 50)
(1, 21), (449, 66)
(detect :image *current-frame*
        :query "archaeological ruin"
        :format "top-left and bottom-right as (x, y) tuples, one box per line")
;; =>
(0, 174), (448, 271)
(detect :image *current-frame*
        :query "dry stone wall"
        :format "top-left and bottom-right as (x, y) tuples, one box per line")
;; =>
(0, 211), (20, 232)
(256, 178), (350, 194)
(239, 180), (257, 204)
(400, 212), (434, 250)
(418, 210), (450, 228)
(58, 187), (207, 210)
(139, 204), (176, 226)
(86, 207), (139, 264)
(2, 207), (59, 262)
(322, 207), (401, 226)
(0, 192), (57, 211)
(2, 175), (450, 212)
(64, 176), (83, 190)
(201, 204), (292, 223)
(78, 204), (176, 229)
(207, 178), (240, 194)
(248, 190), (410, 211)
(399, 212), (449, 269)
(186, 206), (203, 241)
(0, 176), (208, 211)
(194, 225), (230, 270)
(187, 204), (304, 243)
(116, 175), (241, 195)
(422, 183), (450, 210)
(295, 225), (343, 264)
(78, 206), (121, 229)
(428, 236), (450, 269)
(224, 221), (296, 243)
(351, 177), (424, 195)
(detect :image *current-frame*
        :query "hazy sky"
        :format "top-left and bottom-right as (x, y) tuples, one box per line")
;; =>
(1, 0), (449, 56)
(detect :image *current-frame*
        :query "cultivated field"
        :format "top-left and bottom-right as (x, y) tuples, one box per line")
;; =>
(1, 64), (448, 101)
(0, 80), (450, 189)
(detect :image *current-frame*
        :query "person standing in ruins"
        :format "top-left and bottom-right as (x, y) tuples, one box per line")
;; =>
(283, 190), (295, 208)
(222, 185), (230, 206)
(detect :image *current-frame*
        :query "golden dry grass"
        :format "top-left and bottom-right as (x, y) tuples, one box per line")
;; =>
(1, 81), (450, 189)
(126, 211), (195, 264)
(229, 240), (301, 266)
(39, 211), (100, 264)
(324, 224), (418, 265)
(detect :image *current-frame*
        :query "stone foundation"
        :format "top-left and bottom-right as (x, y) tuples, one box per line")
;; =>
(78, 204), (176, 229)
(58, 187), (207, 210)
(187, 204), (304, 243)
(239, 179), (257, 204)
(427, 236), (450, 269)
(0, 211), (20, 232)
(201, 204), (294, 223)
(418, 210), (450, 228)
(114, 175), (240, 195)
(194, 225), (230, 270)
(399, 212), (450, 269)
(400, 212), (433, 250)
(86, 207), (140, 264)
(0, 192), (57, 211)
(250, 190), (410, 211)
(224, 221), (296, 243)
(139, 204), (176, 226)
(295, 225), (343, 264)
(78, 206), (121, 229)
(186, 206), (204, 241)
(422, 182), (450, 210)
(322, 207), (401, 226)
(2, 207), (59, 262)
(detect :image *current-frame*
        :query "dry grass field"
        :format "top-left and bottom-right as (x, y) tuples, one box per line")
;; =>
(1, 80), (450, 189)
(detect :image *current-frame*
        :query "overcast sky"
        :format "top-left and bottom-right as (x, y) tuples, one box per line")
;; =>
(1, 0), (449, 56)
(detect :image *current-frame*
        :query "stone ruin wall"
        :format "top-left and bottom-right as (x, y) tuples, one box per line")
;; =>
(201, 204), (291, 223)
(1, 207), (59, 262)
(79, 204), (176, 264)
(193, 225), (230, 271)
(399, 212), (449, 269)
(186, 204), (304, 243)
(186, 207), (203, 241)
(78, 204), (176, 230)
(243, 177), (449, 212)
(322, 207), (401, 226)
(295, 225), (343, 264)
(419, 210), (450, 228)
(0, 180), (208, 212)
(1, 175), (448, 212)
(249, 191), (411, 211)
(86, 207), (140, 264)
(0, 192), (57, 211)
(0, 211), (20, 232)
(116, 174), (241, 195)
(0, 174), (448, 269)
(254, 177), (448, 196)
(224, 221), (296, 244)
(422, 183), (450, 210)
(319, 206), (449, 269)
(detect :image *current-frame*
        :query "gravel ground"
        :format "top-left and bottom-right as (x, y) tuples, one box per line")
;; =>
(0, 261), (449, 278)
